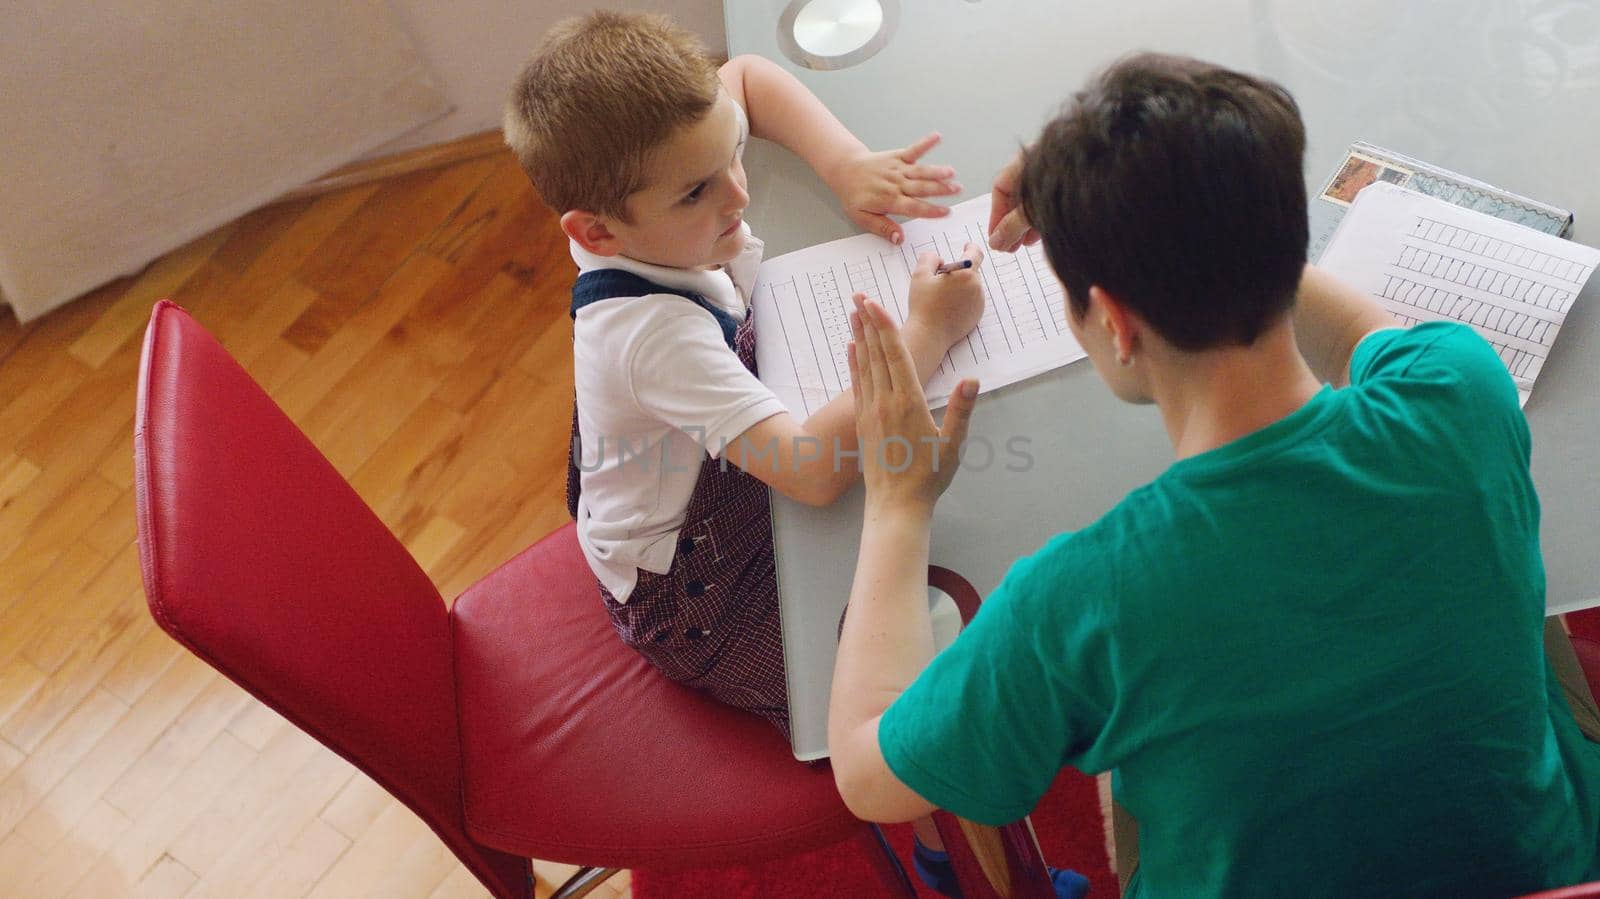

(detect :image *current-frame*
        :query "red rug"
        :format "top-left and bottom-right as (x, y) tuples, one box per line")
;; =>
(1567, 607), (1600, 644)
(632, 766), (1117, 898)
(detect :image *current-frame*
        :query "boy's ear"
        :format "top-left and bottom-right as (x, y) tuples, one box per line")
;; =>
(560, 210), (623, 257)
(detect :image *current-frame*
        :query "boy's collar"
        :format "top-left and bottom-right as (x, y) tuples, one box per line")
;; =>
(567, 224), (753, 303)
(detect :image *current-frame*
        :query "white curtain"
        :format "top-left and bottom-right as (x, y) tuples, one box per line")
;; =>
(0, 1), (450, 322)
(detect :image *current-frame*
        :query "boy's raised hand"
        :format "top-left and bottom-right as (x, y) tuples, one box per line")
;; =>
(826, 132), (962, 245)
(849, 295), (977, 515)
(905, 243), (985, 352)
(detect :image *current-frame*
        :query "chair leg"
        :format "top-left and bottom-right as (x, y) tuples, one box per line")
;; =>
(549, 866), (622, 899)
(932, 810), (1055, 899)
(859, 824), (918, 898)
(543, 834), (911, 899)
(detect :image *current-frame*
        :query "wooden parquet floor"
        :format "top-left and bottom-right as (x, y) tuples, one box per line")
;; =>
(0, 149), (631, 898)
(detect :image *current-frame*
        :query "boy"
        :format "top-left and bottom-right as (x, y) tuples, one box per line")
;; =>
(832, 52), (1600, 897)
(502, 11), (985, 737)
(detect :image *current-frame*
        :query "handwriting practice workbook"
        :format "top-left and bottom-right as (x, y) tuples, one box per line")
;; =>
(752, 195), (1087, 416)
(1321, 183), (1598, 406)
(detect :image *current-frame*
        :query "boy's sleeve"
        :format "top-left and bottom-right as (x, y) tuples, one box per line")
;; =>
(877, 535), (1112, 825)
(628, 308), (787, 457)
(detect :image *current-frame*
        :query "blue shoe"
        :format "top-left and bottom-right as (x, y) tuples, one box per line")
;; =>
(912, 835), (962, 897)
(1050, 866), (1091, 899)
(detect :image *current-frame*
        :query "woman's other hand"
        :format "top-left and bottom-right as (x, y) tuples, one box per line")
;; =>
(849, 295), (978, 515)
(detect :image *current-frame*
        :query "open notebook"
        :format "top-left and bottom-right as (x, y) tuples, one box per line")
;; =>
(750, 195), (1086, 418)
(1319, 182), (1599, 406)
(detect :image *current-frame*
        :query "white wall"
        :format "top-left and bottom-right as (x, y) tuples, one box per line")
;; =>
(0, 1), (726, 320)
(1, 1), (455, 322)
(377, 0), (728, 155)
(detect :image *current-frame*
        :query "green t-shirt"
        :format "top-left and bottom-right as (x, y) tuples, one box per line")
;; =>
(880, 322), (1600, 897)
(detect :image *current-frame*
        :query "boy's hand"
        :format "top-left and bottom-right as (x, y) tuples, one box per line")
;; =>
(905, 243), (985, 352)
(826, 133), (961, 244)
(987, 151), (1040, 253)
(850, 295), (977, 515)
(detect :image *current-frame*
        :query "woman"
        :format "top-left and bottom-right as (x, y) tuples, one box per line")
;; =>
(827, 52), (1600, 898)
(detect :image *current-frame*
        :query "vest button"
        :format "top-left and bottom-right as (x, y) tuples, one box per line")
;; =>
(677, 537), (696, 556)
(685, 581), (706, 597)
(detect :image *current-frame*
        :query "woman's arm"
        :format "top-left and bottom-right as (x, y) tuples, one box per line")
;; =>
(1291, 264), (1400, 387)
(827, 295), (977, 820)
(829, 499), (943, 820)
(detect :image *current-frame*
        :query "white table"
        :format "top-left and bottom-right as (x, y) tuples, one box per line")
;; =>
(725, 0), (1600, 760)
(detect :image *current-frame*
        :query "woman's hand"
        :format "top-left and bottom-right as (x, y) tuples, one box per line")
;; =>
(826, 133), (962, 245)
(850, 294), (978, 516)
(987, 151), (1039, 253)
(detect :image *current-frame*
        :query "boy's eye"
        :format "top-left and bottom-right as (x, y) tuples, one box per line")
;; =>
(683, 183), (707, 204)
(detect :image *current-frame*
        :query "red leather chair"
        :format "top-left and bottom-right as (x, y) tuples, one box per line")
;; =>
(132, 300), (918, 898)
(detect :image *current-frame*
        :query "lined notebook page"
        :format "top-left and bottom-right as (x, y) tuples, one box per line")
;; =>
(751, 195), (1086, 418)
(1320, 182), (1598, 406)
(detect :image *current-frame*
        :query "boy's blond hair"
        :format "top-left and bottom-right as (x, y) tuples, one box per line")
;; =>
(504, 11), (721, 220)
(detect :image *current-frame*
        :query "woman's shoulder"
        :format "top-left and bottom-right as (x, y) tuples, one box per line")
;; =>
(995, 516), (1125, 609)
(1352, 322), (1517, 402)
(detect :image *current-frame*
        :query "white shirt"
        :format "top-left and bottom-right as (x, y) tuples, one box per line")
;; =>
(569, 225), (785, 603)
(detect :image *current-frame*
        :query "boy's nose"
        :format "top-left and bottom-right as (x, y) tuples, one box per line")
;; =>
(728, 178), (750, 211)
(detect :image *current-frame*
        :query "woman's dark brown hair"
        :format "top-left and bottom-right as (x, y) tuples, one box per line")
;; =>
(1020, 53), (1308, 349)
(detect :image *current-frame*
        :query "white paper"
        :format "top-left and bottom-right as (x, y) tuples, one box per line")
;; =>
(1319, 182), (1599, 406)
(751, 194), (1087, 417)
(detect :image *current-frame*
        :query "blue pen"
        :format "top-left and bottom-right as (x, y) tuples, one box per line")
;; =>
(934, 259), (973, 275)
